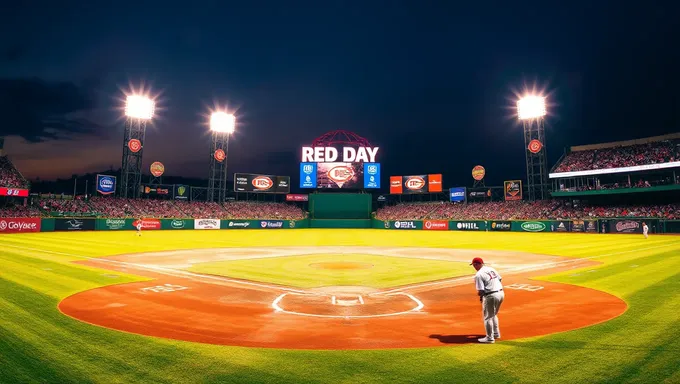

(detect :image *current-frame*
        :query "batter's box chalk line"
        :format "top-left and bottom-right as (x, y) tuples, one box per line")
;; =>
(271, 292), (425, 319)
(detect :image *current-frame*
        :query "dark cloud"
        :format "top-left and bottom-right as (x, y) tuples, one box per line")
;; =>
(0, 77), (101, 142)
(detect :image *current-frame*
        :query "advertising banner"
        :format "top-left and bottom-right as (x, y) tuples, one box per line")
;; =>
(428, 174), (443, 192)
(300, 163), (318, 188)
(259, 220), (285, 229)
(504, 180), (522, 201)
(286, 194), (309, 202)
(222, 220), (256, 229)
(608, 219), (644, 234)
(468, 189), (491, 199)
(364, 163), (381, 189)
(174, 185), (189, 200)
(194, 219), (220, 230)
(571, 220), (599, 233)
(449, 187), (466, 202)
(551, 221), (571, 232)
(489, 221), (511, 231)
(513, 221), (551, 232)
(132, 219), (161, 230)
(0, 187), (30, 197)
(160, 219), (194, 230)
(451, 221), (487, 231)
(143, 186), (170, 195)
(95, 218), (135, 230)
(389, 221), (422, 229)
(54, 218), (96, 231)
(0, 218), (41, 234)
(95, 175), (116, 195)
(235, 173), (290, 193)
(423, 220), (448, 230)
(389, 176), (403, 194)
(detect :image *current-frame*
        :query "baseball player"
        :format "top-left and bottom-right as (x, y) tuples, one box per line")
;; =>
(470, 257), (504, 343)
(642, 222), (648, 239)
(136, 219), (143, 237)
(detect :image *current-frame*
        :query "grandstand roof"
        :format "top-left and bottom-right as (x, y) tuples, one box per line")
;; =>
(571, 132), (680, 152)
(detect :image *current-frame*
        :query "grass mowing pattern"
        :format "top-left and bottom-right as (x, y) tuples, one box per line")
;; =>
(187, 253), (473, 288)
(1, 230), (679, 383)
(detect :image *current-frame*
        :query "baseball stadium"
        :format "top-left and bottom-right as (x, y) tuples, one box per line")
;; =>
(2, 95), (680, 384)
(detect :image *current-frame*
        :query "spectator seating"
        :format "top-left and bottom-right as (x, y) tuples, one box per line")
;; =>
(0, 156), (29, 189)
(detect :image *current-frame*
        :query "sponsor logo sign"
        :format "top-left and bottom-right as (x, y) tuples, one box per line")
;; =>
(105, 219), (127, 230)
(214, 149), (226, 162)
(428, 174), (442, 192)
(472, 165), (486, 181)
(132, 219), (161, 230)
(260, 220), (284, 228)
(96, 174), (116, 195)
(0, 188), (29, 197)
(393, 221), (417, 229)
(528, 139), (543, 154)
(150, 162), (165, 177)
(143, 186), (170, 195)
(235, 173), (291, 193)
(469, 190), (491, 198)
(586, 220), (598, 233)
(128, 139), (142, 153)
(286, 194), (309, 202)
(0, 218), (41, 234)
(424, 220), (448, 230)
(521, 221), (546, 232)
(300, 163), (318, 188)
(554, 221), (569, 232)
(195, 219), (220, 230)
(364, 163), (380, 189)
(390, 176), (403, 194)
(456, 222), (480, 230)
(174, 185), (189, 200)
(504, 180), (522, 201)
(54, 218), (95, 231)
(490, 221), (511, 231)
(611, 219), (642, 233)
(171, 220), (185, 229)
(228, 221), (251, 228)
(449, 187), (466, 202)
(327, 165), (355, 188)
(301, 146), (379, 163)
(405, 176), (426, 191)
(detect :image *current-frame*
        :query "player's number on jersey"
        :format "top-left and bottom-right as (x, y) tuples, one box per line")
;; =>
(486, 271), (498, 280)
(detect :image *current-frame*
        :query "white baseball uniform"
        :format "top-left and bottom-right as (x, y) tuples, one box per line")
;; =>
(136, 222), (142, 236)
(643, 224), (648, 239)
(475, 265), (504, 340)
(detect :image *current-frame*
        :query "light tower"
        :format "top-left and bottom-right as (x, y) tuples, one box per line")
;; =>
(120, 95), (155, 198)
(517, 95), (548, 201)
(207, 111), (235, 202)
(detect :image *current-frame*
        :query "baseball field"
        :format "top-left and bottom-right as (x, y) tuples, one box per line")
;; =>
(1, 229), (679, 383)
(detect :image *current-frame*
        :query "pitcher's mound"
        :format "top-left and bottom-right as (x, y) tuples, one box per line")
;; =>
(309, 262), (373, 270)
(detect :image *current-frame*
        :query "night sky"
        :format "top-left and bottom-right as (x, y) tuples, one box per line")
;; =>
(1, 1), (678, 191)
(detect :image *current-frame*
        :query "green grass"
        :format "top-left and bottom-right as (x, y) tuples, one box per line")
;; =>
(187, 253), (472, 288)
(1, 230), (679, 383)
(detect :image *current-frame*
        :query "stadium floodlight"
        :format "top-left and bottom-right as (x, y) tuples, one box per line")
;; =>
(210, 111), (236, 134)
(125, 95), (155, 120)
(517, 96), (547, 120)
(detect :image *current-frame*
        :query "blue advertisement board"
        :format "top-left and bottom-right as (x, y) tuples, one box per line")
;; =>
(449, 187), (466, 202)
(300, 163), (317, 188)
(364, 163), (381, 189)
(96, 174), (116, 195)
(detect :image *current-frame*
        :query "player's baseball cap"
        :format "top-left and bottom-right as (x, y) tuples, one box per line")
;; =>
(470, 257), (484, 265)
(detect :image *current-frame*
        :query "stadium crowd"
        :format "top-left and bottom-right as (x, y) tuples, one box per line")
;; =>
(374, 201), (680, 220)
(553, 139), (680, 173)
(11, 197), (308, 220)
(0, 156), (29, 189)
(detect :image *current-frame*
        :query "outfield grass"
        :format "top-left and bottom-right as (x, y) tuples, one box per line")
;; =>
(1, 230), (679, 384)
(187, 253), (472, 288)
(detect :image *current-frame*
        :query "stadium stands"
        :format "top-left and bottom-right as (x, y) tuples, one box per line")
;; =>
(0, 156), (29, 189)
(553, 137), (680, 173)
(375, 201), (680, 220)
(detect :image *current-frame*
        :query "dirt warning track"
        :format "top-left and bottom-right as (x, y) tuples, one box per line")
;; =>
(58, 248), (627, 350)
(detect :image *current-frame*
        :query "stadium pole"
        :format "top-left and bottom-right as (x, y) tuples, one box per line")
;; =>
(208, 112), (235, 203)
(517, 95), (548, 201)
(120, 95), (155, 199)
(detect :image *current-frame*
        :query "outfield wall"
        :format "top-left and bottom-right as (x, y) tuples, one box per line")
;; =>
(0, 217), (675, 234)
